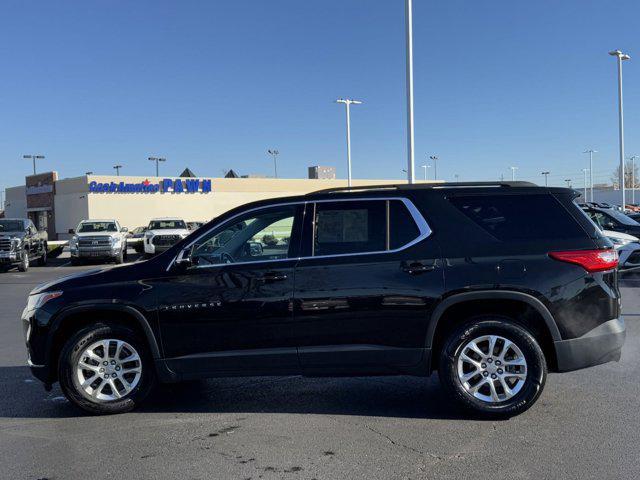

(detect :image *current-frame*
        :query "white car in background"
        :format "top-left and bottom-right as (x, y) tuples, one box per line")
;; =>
(144, 217), (190, 257)
(69, 219), (128, 265)
(603, 229), (640, 271)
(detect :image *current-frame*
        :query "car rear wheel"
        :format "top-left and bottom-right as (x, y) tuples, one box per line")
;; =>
(58, 323), (155, 415)
(438, 317), (547, 418)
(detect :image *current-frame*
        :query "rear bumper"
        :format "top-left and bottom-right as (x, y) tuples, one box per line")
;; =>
(554, 317), (626, 372)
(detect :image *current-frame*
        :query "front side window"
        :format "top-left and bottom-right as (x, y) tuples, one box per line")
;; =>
(77, 222), (118, 233)
(0, 220), (25, 232)
(312, 199), (424, 256)
(191, 205), (297, 266)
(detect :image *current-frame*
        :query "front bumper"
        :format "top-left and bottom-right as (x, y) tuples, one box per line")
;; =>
(0, 250), (21, 264)
(554, 317), (626, 372)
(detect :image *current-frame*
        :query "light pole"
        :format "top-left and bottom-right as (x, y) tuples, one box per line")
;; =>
(583, 149), (597, 201)
(454, 174), (460, 182)
(113, 165), (123, 176)
(510, 166), (518, 181)
(148, 157), (166, 177)
(629, 155), (639, 204)
(267, 149), (279, 179)
(429, 155), (439, 181)
(565, 179), (572, 188)
(609, 50), (631, 208)
(23, 154), (45, 175)
(85, 171), (93, 175)
(421, 164), (430, 181)
(335, 99), (362, 187)
(541, 171), (550, 187)
(582, 168), (589, 200)
(405, 0), (416, 184)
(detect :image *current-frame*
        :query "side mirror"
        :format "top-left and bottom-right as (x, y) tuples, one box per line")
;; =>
(68, 229), (75, 234)
(247, 241), (263, 256)
(121, 227), (129, 233)
(175, 246), (193, 268)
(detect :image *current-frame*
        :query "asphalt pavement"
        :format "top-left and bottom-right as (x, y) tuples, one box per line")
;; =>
(1, 253), (639, 479)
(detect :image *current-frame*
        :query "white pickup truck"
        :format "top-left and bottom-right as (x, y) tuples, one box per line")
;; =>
(69, 219), (128, 265)
(144, 217), (190, 256)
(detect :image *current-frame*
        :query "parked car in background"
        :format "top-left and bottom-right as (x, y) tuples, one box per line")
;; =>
(144, 217), (190, 257)
(127, 226), (147, 253)
(69, 220), (128, 265)
(0, 218), (48, 272)
(603, 229), (640, 270)
(581, 206), (640, 237)
(22, 182), (625, 417)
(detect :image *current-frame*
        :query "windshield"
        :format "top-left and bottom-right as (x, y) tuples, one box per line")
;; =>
(77, 222), (118, 233)
(148, 220), (186, 230)
(604, 209), (640, 226)
(0, 220), (24, 232)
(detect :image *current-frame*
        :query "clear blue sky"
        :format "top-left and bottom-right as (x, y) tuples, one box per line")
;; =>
(2, 0), (640, 194)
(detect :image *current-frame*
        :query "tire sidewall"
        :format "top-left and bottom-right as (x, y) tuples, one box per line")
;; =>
(58, 324), (155, 415)
(439, 317), (547, 417)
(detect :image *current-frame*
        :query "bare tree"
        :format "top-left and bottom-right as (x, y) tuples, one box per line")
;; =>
(611, 159), (640, 188)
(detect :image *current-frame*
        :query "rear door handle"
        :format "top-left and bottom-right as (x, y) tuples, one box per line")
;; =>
(260, 272), (289, 282)
(402, 262), (435, 275)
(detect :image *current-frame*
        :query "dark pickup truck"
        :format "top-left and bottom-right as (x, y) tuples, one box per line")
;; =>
(0, 218), (48, 272)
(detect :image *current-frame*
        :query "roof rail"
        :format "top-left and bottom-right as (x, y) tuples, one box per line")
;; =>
(308, 181), (538, 195)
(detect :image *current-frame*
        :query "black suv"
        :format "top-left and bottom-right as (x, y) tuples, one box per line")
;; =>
(22, 182), (625, 416)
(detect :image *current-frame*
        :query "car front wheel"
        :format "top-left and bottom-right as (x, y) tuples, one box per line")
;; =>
(17, 250), (29, 272)
(58, 323), (155, 415)
(438, 317), (547, 418)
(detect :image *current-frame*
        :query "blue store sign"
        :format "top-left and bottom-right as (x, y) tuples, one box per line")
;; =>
(89, 178), (212, 194)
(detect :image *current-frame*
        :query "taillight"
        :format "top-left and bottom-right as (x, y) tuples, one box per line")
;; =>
(548, 249), (618, 272)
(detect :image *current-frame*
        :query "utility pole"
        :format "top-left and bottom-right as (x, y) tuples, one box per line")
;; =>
(454, 174), (460, 182)
(541, 171), (550, 187)
(267, 149), (279, 179)
(510, 166), (518, 181)
(582, 168), (589, 200)
(583, 149), (597, 201)
(421, 164), (430, 181)
(335, 99), (362, 187)
(405, 0), (415, 184)
(23, 154), (45, 175)
(564, 179), (572, 188)
(113, 164), (123, 176)
(609, 50), (631, 208)
(148, 156), (166, 177)
(629, 155), (639, 204)
(429, 155), (439, 181)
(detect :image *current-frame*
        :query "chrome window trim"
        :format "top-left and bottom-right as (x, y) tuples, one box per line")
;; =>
(166, 196), (432, 271)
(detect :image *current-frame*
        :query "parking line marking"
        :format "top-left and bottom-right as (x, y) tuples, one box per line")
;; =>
(55, 262), (71, 269)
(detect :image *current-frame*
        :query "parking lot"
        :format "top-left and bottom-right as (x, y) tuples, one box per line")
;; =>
(0, 251), (638, 480)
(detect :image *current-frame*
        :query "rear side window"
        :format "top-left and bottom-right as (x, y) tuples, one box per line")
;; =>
(448, 194), (586, 241)
(313, 199), (424, 256)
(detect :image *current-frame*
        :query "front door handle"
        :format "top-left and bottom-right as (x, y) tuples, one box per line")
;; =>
(260, 272), (289, 282)
(402, 262), (435, 275)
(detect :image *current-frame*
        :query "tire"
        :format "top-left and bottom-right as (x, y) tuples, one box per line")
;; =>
(17, 250), (29, 272)
(438, 317), (547, 418)
(114, 248), (124, 264)
(58, 323), (155, 415)
(37, 245), (47, 266)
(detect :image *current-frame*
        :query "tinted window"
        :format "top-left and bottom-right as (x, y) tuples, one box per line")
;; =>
(78, 222), (118, 233)
(449, 194), (586, 241)
(389, 200), (421, 249)
(314, 201), (386, 256)
(148, 220), (187, 230)
(0, 220), (24, 232)
(191, 205), (297, 266)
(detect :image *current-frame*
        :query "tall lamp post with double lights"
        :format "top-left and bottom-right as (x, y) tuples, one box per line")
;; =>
(609, 50), (631, 208)
(113, 165), (123, 176)
(335, 99), (362, 187)
(23, 154), (45, 175)
(429, 155), (438, 181)
(582, 168), (589, 200)
(583, 149), (597, 201)
(541, 171), (550, 187)
(629, 155), (639, 204)
(148, 157), (166, 177)
(267, 149), (279, 179)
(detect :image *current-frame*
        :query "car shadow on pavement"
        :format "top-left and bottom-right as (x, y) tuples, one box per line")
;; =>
(0, 365), (482, 421)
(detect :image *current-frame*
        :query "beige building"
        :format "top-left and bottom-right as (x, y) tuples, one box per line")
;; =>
(5, 173), (407, 240)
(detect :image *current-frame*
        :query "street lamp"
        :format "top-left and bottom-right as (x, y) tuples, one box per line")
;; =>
(541, 171), (550, 187)
(420, 164), (431, 181)
(564, 179), (572, 188)
(148, 157), (166, 177)
(23, 154), (45, 175)
(85, 171), (93, 175)
(335, 99), (362, 187)
(583, 149), (597, 201)
(509, 166), (518, 181)
(405, 0), (415, 184)
(113, 165), (123, 176)
(582, 168), (589, 200)
(609, 50), (631, 208)
(429, 155), (439, 181)
(267, 149), (279, 178)
(454, 174), (460, 182)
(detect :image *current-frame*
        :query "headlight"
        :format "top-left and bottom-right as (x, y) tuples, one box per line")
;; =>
(10, 237), (22, 250)
(145, 232), (154, 238)
(180, 233), (188, 238)
(110, 236), (121, 246)
(26, 291), (63, 311)
(69, 235), (78, 248)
